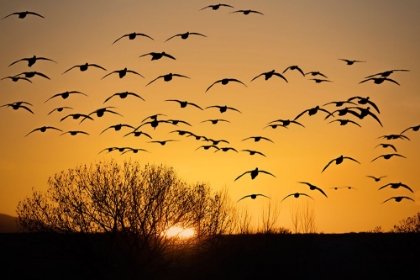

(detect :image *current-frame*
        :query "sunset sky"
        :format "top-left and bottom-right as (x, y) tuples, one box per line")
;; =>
(1, 0), (419, 233)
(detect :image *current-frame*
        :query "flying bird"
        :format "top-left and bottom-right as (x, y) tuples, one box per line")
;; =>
(322, 155), (360, 173)
(242, 136), (274, 143)
(378, 134), (410, 141)
(382, 196), (415, 204)
(347, 107), (382, 127)
(309, 79), (332, 83)
(148, 140), (178, 146)
(2, 11), (44, 20)
(100, 124), (135, 135)
(196, 145), (220, 151)
(283, 65), (305, 77)
(201, 119), (230, 125)
(170, 130), (194, 136)
(104, 91), (144, 103)
(112, 32), (154, 44)
(47, 107), (72, 115)
(146, 73), (190, 86)
(205, 105), (241, 114)
(123, 130), (152, 139)
(15, 71), (50, 80)
(364, 69), (409, 78)
(166, 119), (192, 126)
(1, 102), (33, 114)
(298, 182), (328, 198)
(62, 63), (106, 74)
(379, 182), (413, 193)
(328, 119), (361, 127)
(400, 125), (420, 135)
(231, 10), (264, 15)
(366, 175), (387, 182)
(165, 99), (203, 110)
(60, 131), (89, 136)
(137, 119), (171, 130)
(60, 113), (93, 122)
(165, 32), (207, 42)
(347, 96), (380, 113)
(281, 193), (314, 202)
(294, 106), (332, 120)
(339, 59), (366, 65)
(234, 167), (275, 181)
(268, 119), (305, 128)
(8, 55), (56, 67)
(82, 107), (123, 123)
(1, 76), (32, 83)
(45, 91), (87, 103)
(237, 194), (270, 202)
(359, 77), (400, 86)
(371, 153), (407, 162)
(250, 70), (288, 83)
(101, 68), (144, 80)
(199, 4), (234, 11)
(139, 52), (176, 61)
(323, 100), (357, 107)
(121, 148), (150, 155)
(375, 143), (397, 152)
(25, 126), (62, 137)
(241, 150), (266, 157)
(264, 123), (288, 130)
(305, 71), (328, 78)
(141, 113), (167, 123)
(206, 78), (247, 92)
(205, 138), (230, 145)
(215, 147), (238, 153)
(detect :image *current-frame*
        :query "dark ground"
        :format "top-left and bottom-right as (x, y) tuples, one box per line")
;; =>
(1, 232), (419, 279)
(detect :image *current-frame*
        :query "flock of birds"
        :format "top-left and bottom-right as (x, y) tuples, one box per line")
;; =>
(1, 4), (418, 210)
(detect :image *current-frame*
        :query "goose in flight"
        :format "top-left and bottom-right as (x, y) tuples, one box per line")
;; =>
(148, 140), (178, 146)
(100, 123), (135, 135)
(139, 52), (176, 61)
(400, 125), (420, 135)
(205, 138), (230, 145)
(323, 100), (357, 107)
(309, 79), (332, 83)
(141, 113), (167, 123)
(375, 143), (397, 152)
(305, 71), (328, 78)
(196, 145), (220, 151)
(241, 149), (266, 157)
(82, 107), (123, 123)
(200, 4), (234, 11)
(331, 186), (357, 191)
(165, 99), (203, 110)
(187, 133), (209, 141)
(237, 194), (270, 202)
(112, 32), (154, 44)
(170, 130), (193, 136)
(62, 63), (106, 74)
(298, 182), (328, 198)
(123, 130), (152, 139)
(15, 71), (50, 80)
(201, 119), (230, 125)
(25, 126), (62, 137)
(231, 10), (264, 15)
(371, 153), (407, 162)
(364, 69), (409, 78)
(104, 91), (144, 103)
(347, 96), (380, 113)
(60, 131), (89, 136)
(215, 147), (238, 153)
(146, 73), (190, 86)
(283, 65), (305, 77)
(382, 196), (414, 204)
(250, 70), (288, 83)
(268, 119), (305, 128)
(339, 59), (366, 65)
(2, 11), (44, 20)
(294, 106), (332, 120)
(234, 167), (275, 181)
(322, 155), (360, 173)
(205, 105), (241, 114)
(137, 119), (171, 130)
(101, 68), (144, 80)
(379, 182), (413, 193)
(121, 148), (150, 155)
(328, 119), (361, 127)
(1, 102), (33, 114)
(9, 55), (56, 67)
(242, 136), (274, 143)
(205, 78), (246, 92)
(282, 193), (314, 202)
(264, 123), (288, 129)
(165, 32), (207, 42)
(47, 107), (72, 115)
(366, 175), (387, 182)
(347, 107), (382, 127)
(359, 77), (400, 86)
(45, 91), (87, 103)
(378, 134), (409, 141)
(166, 119), (192, 126)
(60, 113), (93, 122)
(1, 76), (32, 83)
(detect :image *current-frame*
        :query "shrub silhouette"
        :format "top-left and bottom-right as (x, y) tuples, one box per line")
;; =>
(392, 212), (420, 233)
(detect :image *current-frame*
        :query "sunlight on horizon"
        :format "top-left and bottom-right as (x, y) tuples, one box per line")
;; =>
(164, 226), (195, 239)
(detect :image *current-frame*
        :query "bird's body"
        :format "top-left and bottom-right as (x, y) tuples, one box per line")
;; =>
(366, 175), (387, 182)
(83, 107), (123, 123)
(371, 153), (407, 162)
(62, 63), (106, 74)
(206, 78), (246, 92)
(146, 73), (190, 86)
(165, 32), (207, 42)
(251, 70), (288, 83)
(298, 182), (328, 198)
(379, 182), (413, 193)
(283, 65), (305, 77)
(139, 52), (176, 61)
(237, 194), (270, 202)
(322, 155), (360, 173)
(101, 68), (144, 80)
(112, 32), (154, 44)
(234, 167), (275, 181)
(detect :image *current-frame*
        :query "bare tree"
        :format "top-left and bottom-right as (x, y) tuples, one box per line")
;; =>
(391, 212), (420, 233)
(259, 199), (281, 234)
(290, 200), (317, 234)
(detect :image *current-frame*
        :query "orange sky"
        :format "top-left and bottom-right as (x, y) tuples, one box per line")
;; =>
(1, 0), (419, 233)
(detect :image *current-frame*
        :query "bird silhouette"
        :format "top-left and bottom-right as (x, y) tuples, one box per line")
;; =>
(200, 4), (234, 11)
(206, 78), (247, 92)
(15, 71), (50, 80)
(2, 11), (44, 20)
(242, 136), (274, 143)
(298, 182), (328, 198)
(328, 119), (361, 127)
(1, 76), (32, 83)
(101, 68), (144, 80)
(241, 149), (266, 157)
(123, 130), (152, 139)
(364, 69), (409, 78)
(166, 119), (192, 126)
(378, 134), (410, 141)
(187, 133), (209, 141)
(62, 63), (106, 74)
(382, 196), (415, 204)
(196, 145), (220, 151)
(339, 59), (366, 65)
(139, 52), (176, 61)
(282, 193), (314, 202)
(294, 106), (332, 120)
(251, 70), (288, 83)
(98, 147), (131, 154)
(234, 167), (275, 181)
(141, 113), (167, 123)
(371, 153), (407, 162)
(323, 100), (357, 107)
(215, 147), (238, 153)
(264, 123), (288, 130)
(100, 124), (135, 135)
(309, 79), (332, 83)
(137, 119), (171, 130)
(347, 107), (382, 127)
(305, 71), (328, 78)
(237, 194), (270, 202)
(347, 96), (380, 113)
(60, 131), (89, 136)
(366, 175), (387, 182)
(25, 126), (62, 137)
(379, 182), (413, 193)
(324, 107), (359, 120)
(375, 143), (397, 152)
(121, 148), (150, 155)
(146, 73), (190, 86)
(231, 10), (264, 15)
(268, 119), (305, 128)
(283, 65), (305, 77)
(82, 107), (123, 123)
(331, 186), (357, 191)
(104, 91), (144, 103)
(165, 32), (207, 42)
(322, 155), (360, 173)
(45, 91), (87, 103)
(1, 102), (33, 114)
(60, 113), (93, 122)
(47, 107), (73, 115)
(359, 77), (400, 86)
(149, 140), (178, 146)
(8, 55), (56, 67)
(201, 119), (230, 125)
(205, 138), (230, 145)
(170, 130), (194, 137)
(165, 99), (203, 110)
(205, 105), (241, 114)
(112, 32), (154, 44)
(400, 125), (420, 135)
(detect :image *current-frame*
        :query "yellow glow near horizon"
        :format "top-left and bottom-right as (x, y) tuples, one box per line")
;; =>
(165, 226), (195, 239)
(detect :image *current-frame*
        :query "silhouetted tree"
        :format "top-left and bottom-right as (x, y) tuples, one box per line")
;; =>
(392, 212), (420, 233)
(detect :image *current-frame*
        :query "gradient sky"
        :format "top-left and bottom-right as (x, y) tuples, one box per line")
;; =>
(1, 0), (419, 233)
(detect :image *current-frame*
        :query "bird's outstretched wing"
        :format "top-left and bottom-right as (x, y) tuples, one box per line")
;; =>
(234, 171), (250, 181)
